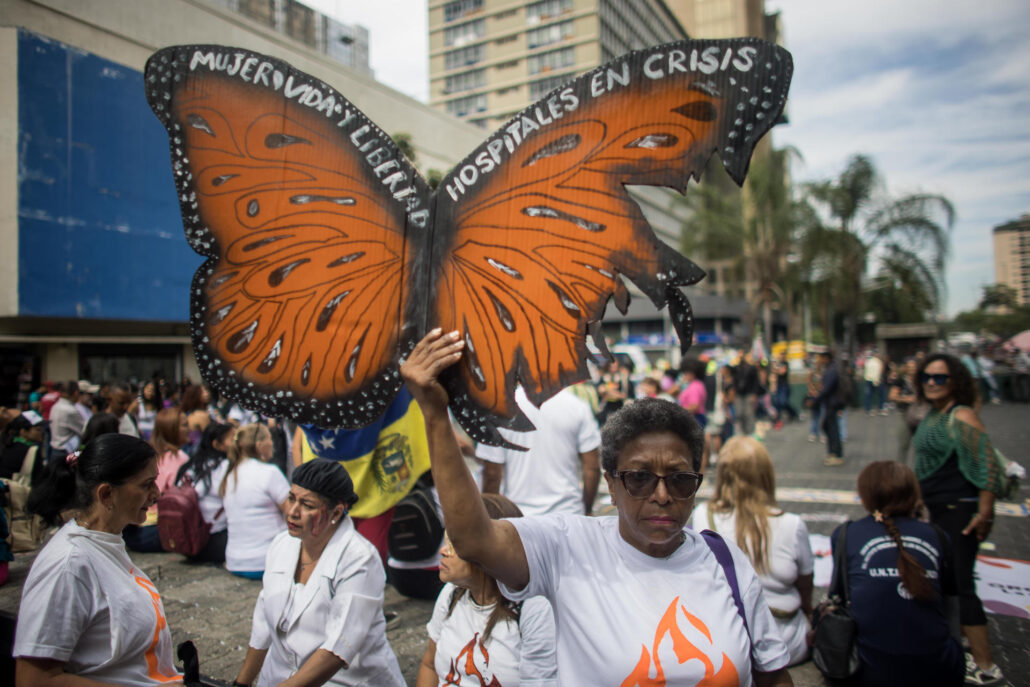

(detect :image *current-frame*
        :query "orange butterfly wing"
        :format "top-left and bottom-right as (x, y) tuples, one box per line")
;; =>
(431, 40), (792, 438)
(146, 48), (429, 426)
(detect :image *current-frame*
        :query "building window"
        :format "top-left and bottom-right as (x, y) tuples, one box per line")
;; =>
(528, 46), (574, 74)
(468, 118), (490, 129)
(529, 75), (569, 99)
(527, 20), (573, 49)
(444, 0), (483, 23)
(445, 69), (486, 94)
(527, 0), (573, 24)
(497, 85), (520, 96)
(495, 9), (518, 20)
(446, 93), (487, 117)
(445, 44), (484, 70)
(495, 34), (518, 45)
(444, 19), (485, 47)
(495, 59), (519, 70)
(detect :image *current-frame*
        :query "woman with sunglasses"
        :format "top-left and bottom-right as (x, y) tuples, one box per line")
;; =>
(401, 330), (792, 687)
(913, 353), (1006, 686)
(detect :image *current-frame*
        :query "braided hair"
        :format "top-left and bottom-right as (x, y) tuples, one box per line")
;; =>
(856, 461), (934, 601)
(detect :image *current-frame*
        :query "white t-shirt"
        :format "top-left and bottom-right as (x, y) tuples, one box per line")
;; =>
(223, 457), (290, 571)
(476, 389), (601, 516)
(192, 458), (230, 534)
(427, 582), (557, 686)
(250, 521), (405, 686)
(692, 503), (814, 666)
(13, 520), (182, 686)
(500, 514), (789, 687)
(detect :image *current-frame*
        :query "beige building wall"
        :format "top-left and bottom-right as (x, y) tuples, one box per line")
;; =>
(993, 216), (1030, 306)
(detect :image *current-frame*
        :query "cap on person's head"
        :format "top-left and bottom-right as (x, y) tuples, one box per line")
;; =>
(292, 459), (358, 508)
(20, 410), (46, 426)
(78, 380), (100, 394)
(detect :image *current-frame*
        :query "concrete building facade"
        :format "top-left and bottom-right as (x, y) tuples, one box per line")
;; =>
(0, 0), (486, 406)
(428, 0), (687, 131)
(993, 213), (1030, 306)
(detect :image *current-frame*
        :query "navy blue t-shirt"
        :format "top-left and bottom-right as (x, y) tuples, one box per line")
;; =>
(830, 516), (956, 656)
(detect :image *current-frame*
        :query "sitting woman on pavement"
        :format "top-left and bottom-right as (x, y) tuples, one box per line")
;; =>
(221, 422), (290, 579)
(829, 461), (963, 686)
(234, 459), (404, 687)
(175, 421), (235, 563)
(124, 407), (191, 552)
(401, 329), (793, 687)
(416, 493), (556, 687)
(16, 434), (184, 686)
(692, 436), (814, 666)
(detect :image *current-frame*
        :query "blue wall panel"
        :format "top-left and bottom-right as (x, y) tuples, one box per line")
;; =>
(18, 31), (202, 320)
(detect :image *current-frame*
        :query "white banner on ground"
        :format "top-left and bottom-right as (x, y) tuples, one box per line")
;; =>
(810, 535), (1030, 619)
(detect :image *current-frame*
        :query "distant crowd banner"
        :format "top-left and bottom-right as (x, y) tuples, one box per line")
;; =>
(144, 40), (792, 443)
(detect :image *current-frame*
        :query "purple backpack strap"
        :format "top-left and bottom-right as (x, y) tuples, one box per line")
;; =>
(701, 529), (751, 641)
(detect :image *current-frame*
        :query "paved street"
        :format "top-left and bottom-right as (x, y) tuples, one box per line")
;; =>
(1, 404), (1026, 685)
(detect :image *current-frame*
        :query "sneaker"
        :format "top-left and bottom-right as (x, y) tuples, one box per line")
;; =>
(384, 610), (401, 631)
(964, 653), (1005, 685)
(880, 409), (889, 416)
(823, 456), (845, 467)
(807, 434), (817, 442)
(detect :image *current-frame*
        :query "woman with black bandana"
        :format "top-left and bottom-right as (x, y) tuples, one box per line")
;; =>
(233, 460), (404, 687)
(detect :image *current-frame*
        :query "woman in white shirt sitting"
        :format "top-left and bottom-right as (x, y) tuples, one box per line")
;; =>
(176, 421), (235, 563)
(417, 493), (556, 687)
(234, 459), (404, 687)
(16, 433), (184, 686)
(221, 422), (290, 579)
(692, 436), (814, 665)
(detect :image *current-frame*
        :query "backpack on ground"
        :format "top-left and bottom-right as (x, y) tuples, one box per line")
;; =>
(387, 483), (444, 563)
(157, 481), (211, 557)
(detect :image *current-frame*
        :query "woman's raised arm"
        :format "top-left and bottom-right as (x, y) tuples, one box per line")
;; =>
(400, 329), (530, 591)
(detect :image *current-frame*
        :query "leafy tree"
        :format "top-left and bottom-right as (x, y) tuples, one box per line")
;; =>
(803, 154), (953, 357)
(679, 147), (810, 348)
(979, 283), (1019, 310)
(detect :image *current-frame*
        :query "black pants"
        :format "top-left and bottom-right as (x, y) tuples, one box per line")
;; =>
(928, 499), (987, 626)
(822, 405), (842, 457)
(188, 528), (227, 564)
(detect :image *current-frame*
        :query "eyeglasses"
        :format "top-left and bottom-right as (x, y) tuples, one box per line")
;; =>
(611, 470), (703, 500)
(919, 372), (950, 386)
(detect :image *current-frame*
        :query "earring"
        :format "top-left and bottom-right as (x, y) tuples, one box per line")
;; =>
(330, 519), (337, 524)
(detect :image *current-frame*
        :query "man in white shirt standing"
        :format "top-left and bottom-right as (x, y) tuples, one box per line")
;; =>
(863, 352), (885, 416)
(48, 380), (84, 461)
(106, 383), (140, 438)
(476, 387), (601, 516)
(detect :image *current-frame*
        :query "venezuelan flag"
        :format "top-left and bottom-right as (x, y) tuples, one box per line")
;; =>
(299, 388), (430, 519)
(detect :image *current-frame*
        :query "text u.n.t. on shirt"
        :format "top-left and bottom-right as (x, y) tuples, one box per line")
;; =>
(500, 514), (789, 687)
(14, 520), (182, 686)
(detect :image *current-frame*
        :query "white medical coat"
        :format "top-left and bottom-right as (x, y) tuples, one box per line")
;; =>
(248, 519), (404, 687)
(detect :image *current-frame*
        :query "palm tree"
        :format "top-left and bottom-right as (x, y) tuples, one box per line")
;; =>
(679, 147), (810, 349)
(803, 154), (954, 358)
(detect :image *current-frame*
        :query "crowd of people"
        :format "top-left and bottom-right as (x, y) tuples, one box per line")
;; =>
(0, 339), (1012, 686)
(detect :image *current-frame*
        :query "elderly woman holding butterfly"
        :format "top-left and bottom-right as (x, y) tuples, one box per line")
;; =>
(401, 329), (794, 687)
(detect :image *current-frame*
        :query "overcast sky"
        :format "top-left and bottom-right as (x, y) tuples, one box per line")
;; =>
(308, 0), (1030, 316)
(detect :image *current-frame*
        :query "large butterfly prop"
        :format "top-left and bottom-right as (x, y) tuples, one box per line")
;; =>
(144, 40), (792, 447)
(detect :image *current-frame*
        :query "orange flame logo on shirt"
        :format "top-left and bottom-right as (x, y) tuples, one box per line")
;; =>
(132, 574), (183, 683)
(444, 632), (502, 687)
(620, 596), (740, 687)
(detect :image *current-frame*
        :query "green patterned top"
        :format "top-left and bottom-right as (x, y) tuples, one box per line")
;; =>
(913, 405), (1002, 495)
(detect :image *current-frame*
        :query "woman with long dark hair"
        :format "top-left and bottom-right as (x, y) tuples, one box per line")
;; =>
(416, 493), (556, 686)
(136, 381), (163, 441)
(175, 422), (235, 563)
(913, 353), (1006, 685)
(829, 461), (962, 686)
(14, 434), (183, 686)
